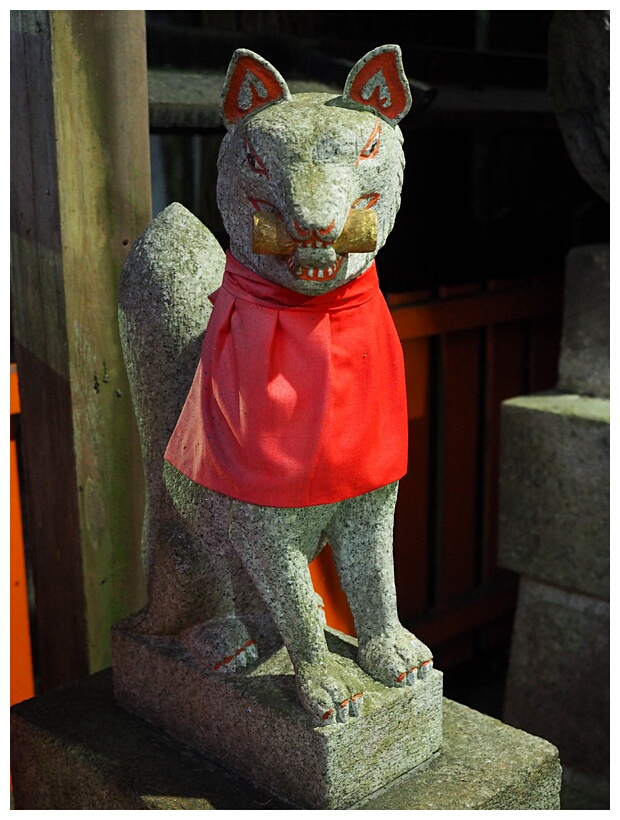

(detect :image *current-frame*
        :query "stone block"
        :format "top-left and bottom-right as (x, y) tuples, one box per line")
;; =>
(10, 668), (562, 810)
(111, 624), (442, 809)
(557, 243), (609, 398)
(503, 578), (609, 786)
(498, 392), (609, 599)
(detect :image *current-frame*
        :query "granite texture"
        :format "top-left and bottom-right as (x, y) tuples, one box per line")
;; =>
(503, 578), (609, 788)
(11, 669), (561, 810)
(118, 201), (225, 575)
(118, 45), (434, 728)
(112, 624), (442, 809)
(362, 700), (561, 811)
(557, 243), (609, 398)
(498, 392), (609, 600)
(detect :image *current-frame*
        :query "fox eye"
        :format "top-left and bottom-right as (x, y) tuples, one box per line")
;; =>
(357, 121), (382, 164)
(244, 137), (269, 178)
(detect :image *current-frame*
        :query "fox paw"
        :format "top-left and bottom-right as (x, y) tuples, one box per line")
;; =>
(358, 627), (433, 688)
(296, 656), (365, 725)
(183, 617), (258, 673)
(213, 638), (258, 672)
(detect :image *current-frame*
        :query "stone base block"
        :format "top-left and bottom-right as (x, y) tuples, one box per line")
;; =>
(110, 624), (442, 809)
(499, 392), (609, 599)
(558, 243), (609, 398)
(504, 578), (609, 788)
(10, 668), (562, 810)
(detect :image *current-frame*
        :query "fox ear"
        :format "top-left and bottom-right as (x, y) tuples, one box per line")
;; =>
(220, 49), (291, 130)
(342, 44), (412, 125)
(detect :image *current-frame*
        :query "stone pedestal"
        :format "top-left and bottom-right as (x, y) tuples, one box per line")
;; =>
(10, 669), (562, 810)
(111, 624), (442, 809)
(498, 243), (609, 809)
(503, 579), (609, 806)
(499, 392), (609, 599)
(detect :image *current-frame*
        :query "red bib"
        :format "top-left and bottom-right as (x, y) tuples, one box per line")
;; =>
(164, 252), (408, 507)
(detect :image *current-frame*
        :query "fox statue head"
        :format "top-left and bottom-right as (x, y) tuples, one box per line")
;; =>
(216, 44), (412, 295)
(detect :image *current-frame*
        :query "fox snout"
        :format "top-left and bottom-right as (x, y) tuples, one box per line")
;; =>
(288, 218), (338, 277)
(252, 209), (377, 281)
(253, 210), (377, 257)
(291, 219), (338, 247)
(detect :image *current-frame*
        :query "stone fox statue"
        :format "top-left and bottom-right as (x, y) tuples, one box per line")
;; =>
(119, 44), (432, 725)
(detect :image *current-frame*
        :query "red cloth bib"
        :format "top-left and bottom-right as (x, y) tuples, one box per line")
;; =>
(164, 252), (408, 507)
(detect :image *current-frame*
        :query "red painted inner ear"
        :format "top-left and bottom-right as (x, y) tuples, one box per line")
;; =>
(223, 55), (286, 126)
(348, 50), (409, 122)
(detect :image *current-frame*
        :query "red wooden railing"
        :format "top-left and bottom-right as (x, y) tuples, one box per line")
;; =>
(310, 275), (562, 668)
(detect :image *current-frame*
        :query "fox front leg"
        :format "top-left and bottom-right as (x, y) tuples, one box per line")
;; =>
(328, 482), (433, 687)
(227, 499), (366, 724)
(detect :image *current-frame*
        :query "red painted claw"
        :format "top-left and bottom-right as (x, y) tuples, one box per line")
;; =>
(214, 654), (235, 671)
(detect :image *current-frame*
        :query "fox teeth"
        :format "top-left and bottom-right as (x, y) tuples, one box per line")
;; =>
(287, 256), (343, 281)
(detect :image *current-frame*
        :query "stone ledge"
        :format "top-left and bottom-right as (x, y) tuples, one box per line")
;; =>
(10, 669), (561, 810)
(499, 392), (609, 599)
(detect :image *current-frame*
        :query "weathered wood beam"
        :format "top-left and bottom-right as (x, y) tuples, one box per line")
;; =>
(10, 10), (151, 690)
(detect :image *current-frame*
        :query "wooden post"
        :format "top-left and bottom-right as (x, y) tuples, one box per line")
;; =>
(10, 10), (151, 690)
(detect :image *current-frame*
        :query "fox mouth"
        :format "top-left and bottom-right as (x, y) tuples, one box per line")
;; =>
(286, 255), (344, 281)
(250, 202), (376, 282)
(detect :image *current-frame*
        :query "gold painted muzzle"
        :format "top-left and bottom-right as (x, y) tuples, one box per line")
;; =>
(252, 210), (378, 255)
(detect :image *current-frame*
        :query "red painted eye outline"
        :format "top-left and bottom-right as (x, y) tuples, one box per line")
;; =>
(357, 121), (382, 165)
(243, 137), (269, 178)
(248, 197), (276, 212)
(352, 193), (381, 210)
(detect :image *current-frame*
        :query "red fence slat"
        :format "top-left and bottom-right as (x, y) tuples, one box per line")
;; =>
(10, 365), (35, 706)
(483, 321), (529, 583)
(438, 327), (483, 601)
(394, 337), (431, 621)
